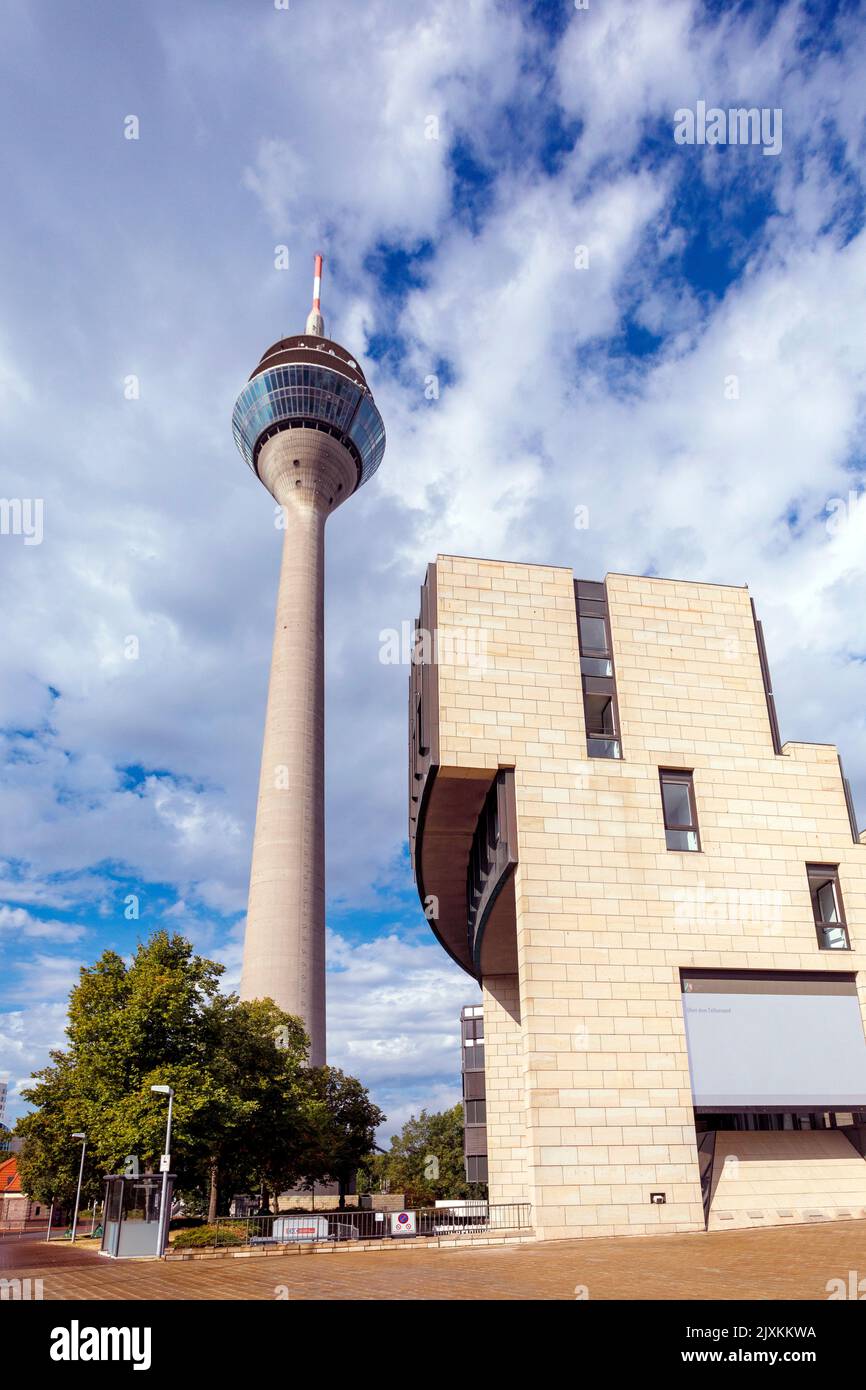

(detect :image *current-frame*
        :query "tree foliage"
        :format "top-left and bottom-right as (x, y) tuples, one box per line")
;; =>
(14, 931), (383, 1214)
(301, 1067), (386, 1207)
(369, 1105), (486, 1205)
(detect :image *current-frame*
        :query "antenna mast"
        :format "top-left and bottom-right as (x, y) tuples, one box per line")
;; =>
(305, 252), (325, 337)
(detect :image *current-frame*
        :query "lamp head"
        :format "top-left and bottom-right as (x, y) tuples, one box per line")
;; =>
(150, 1084), (173, 1096)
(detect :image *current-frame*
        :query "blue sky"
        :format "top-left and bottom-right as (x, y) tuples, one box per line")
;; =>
(1, 0), (865, 1138)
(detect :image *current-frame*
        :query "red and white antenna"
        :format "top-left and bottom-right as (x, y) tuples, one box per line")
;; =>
(305, 252), (325, 337)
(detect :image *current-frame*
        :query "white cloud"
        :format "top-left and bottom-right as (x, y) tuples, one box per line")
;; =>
(0, 906), (85, 943)
(2, 955), (85, 1008)
(0, 924), (472, 1142)
(1, 0), (864, 1139)
(0, 1002), (68, 1121)
(327, 927), (477, 1137)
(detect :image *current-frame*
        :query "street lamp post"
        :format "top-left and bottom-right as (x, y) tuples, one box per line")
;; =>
(70, 1133), (86, 1244)
(150, 1085), (174, 1256)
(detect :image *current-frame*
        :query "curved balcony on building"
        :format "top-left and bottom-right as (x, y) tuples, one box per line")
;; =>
(466, 770), (518, 976)
(232, 335), (386, 490)
(409, 566), (518, 980)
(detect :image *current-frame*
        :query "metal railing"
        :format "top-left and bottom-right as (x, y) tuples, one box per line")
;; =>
(0, 1217), (100, 1241)
(170, 1202), (532, 1251)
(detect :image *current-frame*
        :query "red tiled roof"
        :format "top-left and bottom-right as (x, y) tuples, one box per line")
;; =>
(0, 1156), (22, 1193)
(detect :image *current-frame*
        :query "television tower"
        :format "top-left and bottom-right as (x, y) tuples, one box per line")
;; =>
(232, 255), (386, 1065)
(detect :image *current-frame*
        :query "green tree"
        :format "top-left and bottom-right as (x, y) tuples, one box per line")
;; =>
(356, 1151), (388, 1195)
(376, 1105), (485, 1205)
(205, 997), (310, 1214)
(16, 932), (313, 1215)
(302, 1067), (385, 1209)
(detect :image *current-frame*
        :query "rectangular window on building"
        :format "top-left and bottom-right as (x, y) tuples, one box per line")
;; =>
(807, 865), (850, 950)
(579, 655), (613, 677)
(660, 769), (700, 851)
(464, 1099), (487, 1124)
(585, 692), (616, 739)
(462, 1069), (485, 1101)
(466, 1155), (488, 1184)
(575, 580), (622, 759)
(578, 614), (608, 653)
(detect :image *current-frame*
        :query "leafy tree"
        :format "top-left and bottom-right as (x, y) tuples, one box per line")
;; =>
(205, 997), (310, 1214)
(16, 932), (313, 1214)
(375, 1105), (485, 1204)
(302, 1067), (386, 1209)
(15, 1052), (101, 1208)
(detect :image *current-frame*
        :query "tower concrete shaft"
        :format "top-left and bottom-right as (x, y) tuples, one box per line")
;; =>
(240, 431), (356, 1066)
(232, 255), (385, 1066)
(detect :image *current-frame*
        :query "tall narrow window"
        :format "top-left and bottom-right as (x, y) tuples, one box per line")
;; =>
(807, 865), (850, 950)
(574, 580), (622, 759)
(660, 769), (700, 851)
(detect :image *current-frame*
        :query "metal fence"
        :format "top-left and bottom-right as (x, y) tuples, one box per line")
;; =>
(174, 1202), (532, 1251)
(0, 1217), (100, 1241)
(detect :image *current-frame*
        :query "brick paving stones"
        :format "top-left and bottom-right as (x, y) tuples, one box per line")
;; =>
(6, 1219), (866, 1301)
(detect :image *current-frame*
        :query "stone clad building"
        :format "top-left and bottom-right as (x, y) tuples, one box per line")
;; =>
(410, 554), (866, 1241)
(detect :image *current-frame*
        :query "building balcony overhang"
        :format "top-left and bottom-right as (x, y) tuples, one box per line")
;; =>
(409, 564), (518, 980)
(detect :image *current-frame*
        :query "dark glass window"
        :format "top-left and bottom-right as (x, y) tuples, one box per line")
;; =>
(575, 581), (622, 759)
(585, 692), (616, 735)
(105, 1181), (123, 1224)
(462, 1016), (484, 1043)
(466, 1155), (488, 1183)
(580, 656), (613, 677)
(585, 693), (620, 759)
(578, 615), (609, 654)
(807, 865), (850, 949)
(660, 770), (700, 851)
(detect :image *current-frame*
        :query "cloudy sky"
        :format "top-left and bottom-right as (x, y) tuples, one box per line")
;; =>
(1, 0), (865, 1138)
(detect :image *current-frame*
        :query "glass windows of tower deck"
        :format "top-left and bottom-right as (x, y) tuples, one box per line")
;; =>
(807, 865), (850, 950)
(660, 769), (700, 851)
(574, 580), (621, 758)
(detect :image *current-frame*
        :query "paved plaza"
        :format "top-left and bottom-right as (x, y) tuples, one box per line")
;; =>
(5, 1219), (866, 1301)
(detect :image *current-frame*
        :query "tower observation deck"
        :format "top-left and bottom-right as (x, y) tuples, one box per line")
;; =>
(233, 255), (385, 1065)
